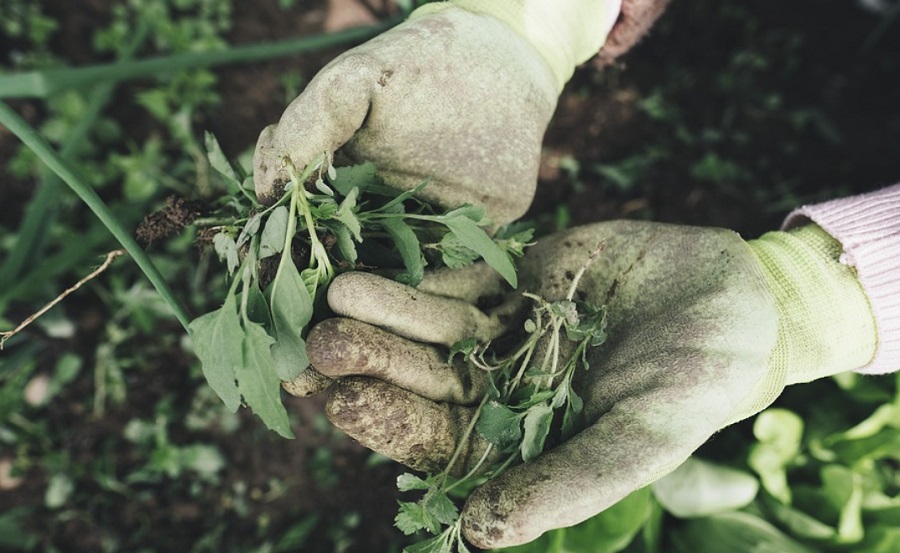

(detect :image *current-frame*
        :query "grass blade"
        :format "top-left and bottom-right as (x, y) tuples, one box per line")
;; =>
(0, 23), (150, 294)
(0, 101), (191, 332)
(0, 20), (399, 99)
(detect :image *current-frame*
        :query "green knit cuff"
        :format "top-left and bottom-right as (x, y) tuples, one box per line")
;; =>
(747, 224), (877, 385)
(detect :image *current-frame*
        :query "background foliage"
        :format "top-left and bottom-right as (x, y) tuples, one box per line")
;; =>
(1, 0), (898, 552)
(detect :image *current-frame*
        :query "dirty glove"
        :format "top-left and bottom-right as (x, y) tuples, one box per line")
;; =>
(253, 1), (623, 225)
(294, 220), (876, 548)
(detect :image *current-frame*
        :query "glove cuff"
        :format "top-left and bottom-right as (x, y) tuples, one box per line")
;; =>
(783, 183), (900, 375)
(747, 225), (877, 385)
(413, 0), (622, 91)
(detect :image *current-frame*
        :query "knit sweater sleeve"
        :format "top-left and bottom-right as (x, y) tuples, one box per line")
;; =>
(783, 184), (900, 375)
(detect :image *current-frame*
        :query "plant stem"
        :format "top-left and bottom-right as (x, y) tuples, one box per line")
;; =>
(0, 22), (149, 298)
(0, 101), (192, 332)
(0, 20), (400, 98)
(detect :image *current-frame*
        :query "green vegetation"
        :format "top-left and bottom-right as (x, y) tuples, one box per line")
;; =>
(1, 1), (898, 552)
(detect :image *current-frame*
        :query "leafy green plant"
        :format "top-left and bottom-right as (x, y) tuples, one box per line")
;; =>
(189, 135), (525, 437)
(392, 248), (608, 553)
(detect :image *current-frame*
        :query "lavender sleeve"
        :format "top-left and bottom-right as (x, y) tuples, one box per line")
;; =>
(783, 183), (900, 375)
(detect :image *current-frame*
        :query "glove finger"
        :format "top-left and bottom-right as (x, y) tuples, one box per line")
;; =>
(281, 367), (334, 398)
(325, 376), (495, 476)
(327, 272), (509, 347)
(252, 54), (376, 204)
(307, 317), (489, 405)
(417, 262), (506, 305)
(460, 389), (733, 549)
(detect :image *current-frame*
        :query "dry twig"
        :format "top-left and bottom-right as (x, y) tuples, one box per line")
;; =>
(0, 249), (127, 349)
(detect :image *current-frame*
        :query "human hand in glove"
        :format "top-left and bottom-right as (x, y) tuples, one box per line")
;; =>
(291, 220), (876, 549)
(253, 0), (641, 225)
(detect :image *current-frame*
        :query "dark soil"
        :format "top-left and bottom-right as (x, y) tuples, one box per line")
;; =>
(1, 0), (898, 552)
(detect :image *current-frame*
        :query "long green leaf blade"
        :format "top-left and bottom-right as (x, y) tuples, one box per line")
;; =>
(239, 321), (294, 439)
(441, 215), (517, 288)
(0, 101), (192, 331)
(380, 217), (425, 286)
(269, 258), (313, 381)
(188, 294), (243, 412)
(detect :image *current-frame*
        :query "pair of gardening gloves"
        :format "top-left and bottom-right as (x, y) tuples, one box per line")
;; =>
(253, 1), (878, 548)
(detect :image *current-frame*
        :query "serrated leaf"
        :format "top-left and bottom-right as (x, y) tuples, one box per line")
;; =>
(476, 402), (522, 450)
(310, 199), (338, 220)
(259, 206), (288, 260)
(439, 232), (479, 270)
(397, 473), (431, 492)
(441, 215), (517, 288)
(238, 321), (294, 438)
(269, 256), (314, 380)
(188, 293), (242, 412)
(330, 222), (358, 265)
(395, 501), (433, 535)
(425, 491), (459, 527)
(335, 187), (362, 241)
(448, 338), (477, 364)
(213, 232), (239, 275)
(330, 162), (378, 196)
(521, 402), (554, 462)
(381, 217), (425, 286)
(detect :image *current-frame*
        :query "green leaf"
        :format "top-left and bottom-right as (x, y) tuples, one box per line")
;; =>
(213, 232), (239, 275)
(269, 257), (314, 380)
(476, 402), (523, 451)
(330, 162), (378, 196)
(314, 177), (334, 196)
(443, 204), (487, 224)
(335, 186), (362, 241)
(397, 473), (431, 492)
(652, 457), (759, 518)
(205, 131), (241, 189)
(381, 217), (425, 286)
(761, 495), (836, 540)
(425, 491), (459, 527)
(494, 488), (652, 553)
(521, 402), (553, 462)
(0, 508), (39, 550)
(237, 213), (263, 248)
(377, 179), (431, 213)
(309, 197), (338, 220)
(259, 206), (289, 259)
(238, 321), (294, 438)
(448, 338), (477, 364)
(670, 512), (816, 553)
(330, 221), (359, 265)
(188, 293), (243, 412)
(45, 473), (74, 509)
(439, 232), (479, 270)
(403, 531), (452, 553)
(441, 215), (517, 288)
(749, 408), (804, 504)
(821, 465), (864, 543)
(395, 500), (436, 535)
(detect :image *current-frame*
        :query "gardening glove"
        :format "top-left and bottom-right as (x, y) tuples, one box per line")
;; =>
(297, 219), (876, 549)
(253, 0), (626, 225)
